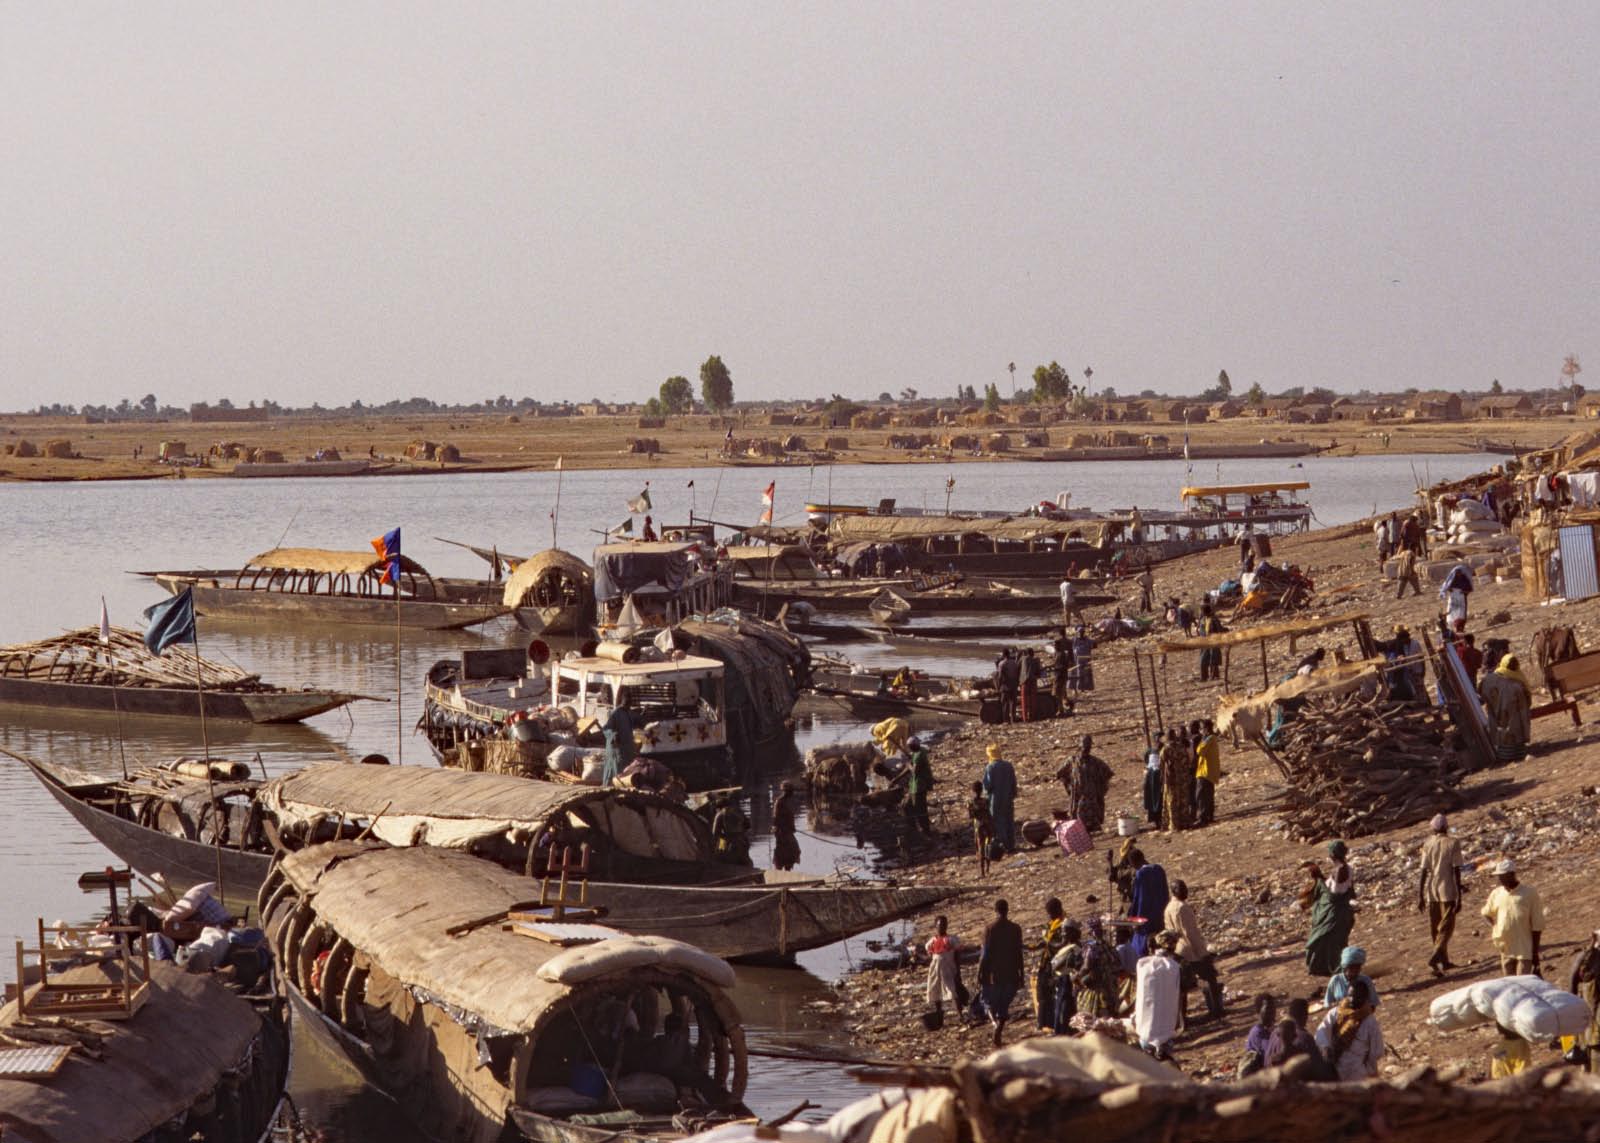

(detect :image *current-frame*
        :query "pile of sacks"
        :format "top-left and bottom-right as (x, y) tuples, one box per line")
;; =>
(1428, 974), (1589, 1042)
(1443, 498), (1514, 548)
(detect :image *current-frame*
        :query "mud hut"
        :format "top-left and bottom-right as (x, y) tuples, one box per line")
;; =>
(11, 440), (38, 458)
(437, 443), (461, 462)
(824, 435), (850, 451)
(627, 437), (661, 454)
(404, 439), (439, 460)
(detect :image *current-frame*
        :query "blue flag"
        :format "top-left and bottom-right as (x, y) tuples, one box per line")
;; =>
(142, 587), (197, 656)
(370, 527), (401, 585)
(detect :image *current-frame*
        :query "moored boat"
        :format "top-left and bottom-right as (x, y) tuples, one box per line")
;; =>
(0, 871), (289, 1143)
(593, 541), (734, 637)
(500, 548), (596, 634)
(0, 625), (367, 724)
(143, 546), (508, 630)
(260, 842), (753, 1143)
(13, 753), (752, 897)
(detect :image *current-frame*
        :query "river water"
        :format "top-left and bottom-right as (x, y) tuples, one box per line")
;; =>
(0, 453), (1491, 1134)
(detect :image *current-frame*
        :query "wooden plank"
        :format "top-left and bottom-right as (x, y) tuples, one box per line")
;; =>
(1550, 651), (1600, 696)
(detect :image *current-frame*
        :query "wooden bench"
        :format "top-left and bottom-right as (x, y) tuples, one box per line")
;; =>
(1531, 651), (1600, 725)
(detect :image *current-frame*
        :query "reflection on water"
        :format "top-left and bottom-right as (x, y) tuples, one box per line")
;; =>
(0, 456), (1486, 1136)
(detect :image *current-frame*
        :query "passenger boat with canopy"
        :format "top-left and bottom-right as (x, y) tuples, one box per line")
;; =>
(142, 547), (509, 630)
(260, 841), (752, 1143)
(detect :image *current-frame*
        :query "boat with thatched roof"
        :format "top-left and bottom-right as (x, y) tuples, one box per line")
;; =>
(261, 842), (753, 1143)
(0, 625), (368, 723)
(142, 546), (509, 629)
(498, 548), (596, 634)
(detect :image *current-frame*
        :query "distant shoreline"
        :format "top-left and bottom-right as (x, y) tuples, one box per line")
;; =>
(0, 410), (1553, 484)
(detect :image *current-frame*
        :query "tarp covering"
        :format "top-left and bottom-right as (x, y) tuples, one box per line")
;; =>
(273, 843), (742, 1034)
(592, 542), (694, 602)
(246, 547), (430, 578)
(1157, 611), (1369, 652)
(671, 615), (810, 752)
(262, 763), (711, 861)
(1179, 481), (1311, 499)
(0, 962), (267, 1143)
(501, 548), (592, 608)
(1215, 658), (1384, 734)
(829, 514), (1103, 544)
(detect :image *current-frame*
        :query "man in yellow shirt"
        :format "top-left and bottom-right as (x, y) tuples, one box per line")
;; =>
(1194, 719), (1223, 827)
(1481, 858), (1544, 975)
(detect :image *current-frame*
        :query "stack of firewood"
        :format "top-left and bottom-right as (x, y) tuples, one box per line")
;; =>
(1257, 691), (1468, 841)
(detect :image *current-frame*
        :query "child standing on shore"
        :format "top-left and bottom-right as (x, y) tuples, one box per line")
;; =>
(968, 781), (994, 875)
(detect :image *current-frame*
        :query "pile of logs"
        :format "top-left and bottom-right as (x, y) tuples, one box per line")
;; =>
(1257, 691), (1467, 841)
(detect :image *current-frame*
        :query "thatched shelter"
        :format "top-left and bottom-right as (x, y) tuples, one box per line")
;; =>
(626, 437), (661, 454)
(10, 440), (37, 457)
(437, 443), (461, 462)
(824, 435), (850, 450)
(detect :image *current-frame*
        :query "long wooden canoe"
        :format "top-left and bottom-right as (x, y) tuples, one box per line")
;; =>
(19, 755), (957, 962)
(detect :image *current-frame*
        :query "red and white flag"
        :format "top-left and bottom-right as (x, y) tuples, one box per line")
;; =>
(760, 481), (775, 525)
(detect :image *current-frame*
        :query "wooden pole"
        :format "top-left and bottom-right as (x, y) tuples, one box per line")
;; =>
(395, 576), (404, 765)
(1150, 649), (1165, 732)
(1132, 650), (1153, 742)
(102, 599), (128, 781)
(1260, 637), (1270, 687)
(551, 460), (564, 549)
(188, 627), (226, 903)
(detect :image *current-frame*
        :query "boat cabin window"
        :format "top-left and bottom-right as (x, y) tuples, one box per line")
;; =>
(522, 980), (736, 1112)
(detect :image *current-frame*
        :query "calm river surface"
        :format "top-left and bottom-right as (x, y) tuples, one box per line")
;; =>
(0, 453), (1490, 1135)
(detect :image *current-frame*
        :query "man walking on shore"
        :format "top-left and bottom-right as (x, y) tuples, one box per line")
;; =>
(1482, 858), (1543, 976)
(1418, 813), (1464, 974)
(977, 899), (1024, 1047)
(1395, 545), (1422, 599)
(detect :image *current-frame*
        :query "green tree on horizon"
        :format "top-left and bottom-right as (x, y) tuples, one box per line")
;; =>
(659, 376), (693, 415)
(1031, 361), (1073, 402)
(700, 356), (734, 410)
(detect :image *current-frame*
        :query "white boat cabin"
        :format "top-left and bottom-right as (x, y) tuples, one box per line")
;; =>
(552, 654), (728, 756)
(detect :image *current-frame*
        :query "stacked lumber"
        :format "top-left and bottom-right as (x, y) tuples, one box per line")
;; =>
(1257, 691), (1466, 841)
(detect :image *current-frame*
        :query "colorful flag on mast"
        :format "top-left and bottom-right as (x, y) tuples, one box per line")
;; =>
(370, 527), (402, 585)
(627, 482), (652, 515)
(760, 481), (775, 525)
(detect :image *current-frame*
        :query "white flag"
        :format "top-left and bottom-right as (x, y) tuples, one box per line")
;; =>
(99, 598), (110, 644)
(760, 481), (775, 525)
(555, 456), (563, 470)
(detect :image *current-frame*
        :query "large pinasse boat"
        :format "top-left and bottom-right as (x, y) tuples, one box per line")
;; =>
(260, 842), (752, 1143)
(142, 547), (508, 630)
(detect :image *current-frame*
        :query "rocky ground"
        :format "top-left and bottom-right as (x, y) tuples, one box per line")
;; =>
(805, 511), (1600, 1082)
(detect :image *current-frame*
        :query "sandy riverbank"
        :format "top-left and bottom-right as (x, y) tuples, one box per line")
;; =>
(812, 504), (1600, 1083)
(0, 411), (1570, 483)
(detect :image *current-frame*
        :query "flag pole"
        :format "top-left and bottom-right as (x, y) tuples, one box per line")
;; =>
(102, 600), (129, 781)
(395, 574), (403, 766)
(552, 459), (564, 549)
(189, 621), (226, 905)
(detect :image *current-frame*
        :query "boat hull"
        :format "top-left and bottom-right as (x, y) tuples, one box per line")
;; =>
(584, 880), (960, 961)
(0, 675), (355, 724)
(22, 758), (274, 896)
(157, 577), (506, 630)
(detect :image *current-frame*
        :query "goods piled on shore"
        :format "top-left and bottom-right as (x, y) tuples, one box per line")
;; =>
(1256, 691), (1468, 841)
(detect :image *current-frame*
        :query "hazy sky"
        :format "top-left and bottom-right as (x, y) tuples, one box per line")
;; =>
(5, 4), (1599, 410)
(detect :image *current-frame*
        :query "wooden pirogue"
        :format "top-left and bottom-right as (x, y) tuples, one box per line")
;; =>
(261, 841), (752, 1143)
(21, 755), (958, 960)
(0, 625), (366, 723)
